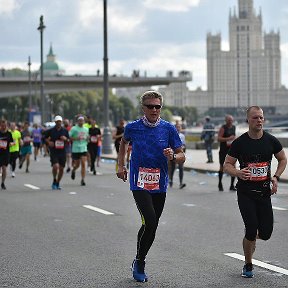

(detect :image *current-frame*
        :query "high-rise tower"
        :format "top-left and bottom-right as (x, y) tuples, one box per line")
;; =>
(206, 0), (281, 109)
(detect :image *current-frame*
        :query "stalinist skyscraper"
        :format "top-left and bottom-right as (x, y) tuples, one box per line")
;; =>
(206, 0), (281, 109)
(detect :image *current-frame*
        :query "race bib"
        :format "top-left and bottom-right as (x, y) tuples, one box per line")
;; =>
(248, 162), (269, 181)
(137, 167), (160, 190)
(0, 140), (7, 149)
(24, 136), (31, 143)
(55, 140), (65, 149)
(79, 132), (86, 140)
(91, 136), (98, 143)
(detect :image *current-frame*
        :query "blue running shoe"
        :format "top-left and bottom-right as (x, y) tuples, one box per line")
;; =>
(242, 263), (254, 278)
(131, 259), (148, 282)
(56, 183), (62, 190)
(51, 183), (57, 190)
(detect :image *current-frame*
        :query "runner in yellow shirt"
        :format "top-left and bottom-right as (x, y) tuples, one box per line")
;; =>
(9, 122), (22, 178)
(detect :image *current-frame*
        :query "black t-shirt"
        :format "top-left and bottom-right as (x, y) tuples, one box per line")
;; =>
(45, 126), (69, 154)
(114, 126), (124, 146)
(219, 124), (236, 155)
(0, 130), (13, 155)
(89, 127), (101, 146)
(228, 131), (282, 193)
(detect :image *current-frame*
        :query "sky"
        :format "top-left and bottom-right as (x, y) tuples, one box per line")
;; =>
(1, 0), (288, 90)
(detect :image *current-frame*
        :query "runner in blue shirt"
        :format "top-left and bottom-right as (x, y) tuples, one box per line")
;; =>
(116, 90), (185, 283)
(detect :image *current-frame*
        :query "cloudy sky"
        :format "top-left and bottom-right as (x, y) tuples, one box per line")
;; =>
(1, 0), (288, 89)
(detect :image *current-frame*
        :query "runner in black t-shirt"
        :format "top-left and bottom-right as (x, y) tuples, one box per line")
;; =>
(217, 115), (236, 191)
(88, 119), (101, 175)
(224, 106), (287, 278)
(113, 119), (125, 171)
(0, 120), (14, 189)
(45, 115), (69, 190)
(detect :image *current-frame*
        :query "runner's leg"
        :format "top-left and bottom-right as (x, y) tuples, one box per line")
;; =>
(132, 190), (166, 261)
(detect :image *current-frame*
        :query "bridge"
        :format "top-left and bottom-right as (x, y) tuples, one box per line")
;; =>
(0, 74), (192, 98)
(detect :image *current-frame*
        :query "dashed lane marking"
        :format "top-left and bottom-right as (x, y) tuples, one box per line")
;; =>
(224, 253), (288, 276)
(24, 184), (40, 190)
(83, 205), (114, 215)
(182, 203), (196, 207)
(272, 206), (287, 211)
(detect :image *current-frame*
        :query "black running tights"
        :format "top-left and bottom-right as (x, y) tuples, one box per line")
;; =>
(9, 152), (19, 172)
(132, 190), (166, 261)
(88, 145), (98, 172)
(237, 190), (273, 241)
(169, 161), (184, 185)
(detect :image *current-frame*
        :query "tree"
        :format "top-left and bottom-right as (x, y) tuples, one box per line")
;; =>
(118, 97), (135, 121)
(161, 108), (173, 122)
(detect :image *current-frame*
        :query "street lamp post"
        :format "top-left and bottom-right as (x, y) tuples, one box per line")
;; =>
(102, 0), (113, 154)
(28, 56), (32, 112)
(38, 15), (46, 124)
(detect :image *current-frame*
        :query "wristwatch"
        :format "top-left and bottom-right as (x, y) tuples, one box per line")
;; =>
(273, 175), (280, 181)
(172, 153), (176, 161)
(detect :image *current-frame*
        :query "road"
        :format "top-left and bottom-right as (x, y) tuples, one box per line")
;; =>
(1, 156), (288, 287)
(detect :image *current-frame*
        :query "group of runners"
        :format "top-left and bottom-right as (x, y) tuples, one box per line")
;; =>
(1, 90), (287, 283)
(116, 90), (287, 282)
(0, 115), (102, 190)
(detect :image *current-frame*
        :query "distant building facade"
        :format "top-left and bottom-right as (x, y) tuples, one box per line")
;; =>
(115, 70), (192, 108)
(115, 87), (150, 107)
(185, 0), (288, 115)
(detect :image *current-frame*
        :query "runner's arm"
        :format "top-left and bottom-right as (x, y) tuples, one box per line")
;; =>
(217, 127), (225, 142)
(273, 149), (287, 179)
(163, 147), (185, 164)
(116, 138), (128, 181)
(224, 155), (251, 180)
(174, 147), (185, 164)
(217, 127), (235, 143)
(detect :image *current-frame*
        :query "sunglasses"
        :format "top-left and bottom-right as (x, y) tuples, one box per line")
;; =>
(143, 104), (162, 110)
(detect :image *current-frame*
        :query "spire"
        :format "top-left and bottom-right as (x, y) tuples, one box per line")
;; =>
(238, 0), (254, 19)
(48, 43), (55, 57)
(46, 43), (56, 64)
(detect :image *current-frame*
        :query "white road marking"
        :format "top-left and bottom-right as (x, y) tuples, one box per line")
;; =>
(224, 253), (288, 276)
(24, 184), (40, 190)
(83, 205), (114, 215)
(182, 203), (196, 207)
(69, 192), (77, 195)
(272, 206), (287, 211)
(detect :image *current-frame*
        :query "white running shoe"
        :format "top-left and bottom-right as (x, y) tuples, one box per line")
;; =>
(12, 172), (15, 178)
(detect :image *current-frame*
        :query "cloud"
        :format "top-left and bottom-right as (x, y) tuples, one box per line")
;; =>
(78, 0), (103, 29)
(222, 40), (229, 51)
(280, 43), (288, 86)
(143, 0), (201, 12)
(280, 43), (288, 58)
(77, 0), (145, 34)
(58, 61), (101, 75)
(0, 0), (20, 16)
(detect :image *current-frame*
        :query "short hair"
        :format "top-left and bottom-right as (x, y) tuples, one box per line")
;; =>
(246, 106), (263, 117)
(140, 90), (163, 106)
(225, 114), (233, 120)
(0, 119), (7, 125)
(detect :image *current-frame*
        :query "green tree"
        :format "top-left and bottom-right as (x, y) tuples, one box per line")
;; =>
(118, 97), (135, 121)
(161, 108), (173, 122)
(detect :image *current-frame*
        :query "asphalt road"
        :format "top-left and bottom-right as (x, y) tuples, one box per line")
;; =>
(1, 157), (288, 288)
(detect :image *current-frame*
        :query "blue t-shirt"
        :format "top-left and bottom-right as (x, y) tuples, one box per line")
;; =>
(124, 119), (182, 193)
(32, 128), (42, 143)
